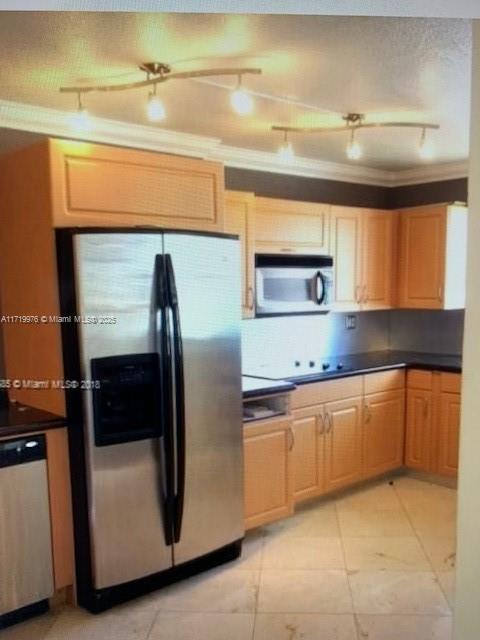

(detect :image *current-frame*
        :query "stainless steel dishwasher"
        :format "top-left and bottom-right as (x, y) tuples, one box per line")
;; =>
(0, 434), (54, 629)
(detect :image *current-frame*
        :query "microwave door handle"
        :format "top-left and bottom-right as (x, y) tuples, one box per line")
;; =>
(154, 254), (175, 546)
(315, 271), (326, 305)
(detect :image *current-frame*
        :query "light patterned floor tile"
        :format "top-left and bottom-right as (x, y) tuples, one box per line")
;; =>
(44, 603), (156, 640)
(155, 567), (260, 613)
(263, 504), (339, 539)
(343, 536), (431, 571)
(355, 614), (452, 640)
(335, 482), (401, 512)
(254, 613), (357, 640)
(337, 508), (415, 537)
(349, 570), (451, 615)
(148, 612), (255, 640)
(420, 537), (457, 571)
(234, 529), (265, 569)
(262, 536), (344, 570)
(258, 569), (353, 613)
(436, 571), (456, 609)
(404, 503), (457, 539)
(1, 610), (57, 640)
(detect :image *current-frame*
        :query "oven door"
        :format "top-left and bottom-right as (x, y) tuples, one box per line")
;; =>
(256, 267), (328, 316)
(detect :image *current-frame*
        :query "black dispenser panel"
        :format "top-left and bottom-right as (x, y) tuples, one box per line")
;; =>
(91, 353), (162, 447)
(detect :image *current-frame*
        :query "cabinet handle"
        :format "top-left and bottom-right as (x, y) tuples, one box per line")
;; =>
(423, 398), (429, 419)
(288, 426), (295, 451)
(438, 285), (443, 301)
(247, 286), (254, 310)
(281, 247), (294, 253)
(318, 413), (325, 435)
(364, 403), (371, 423)
(363, 284), (368, 303)
(355, 285), (361, 304)
(325, 412), (333, 433)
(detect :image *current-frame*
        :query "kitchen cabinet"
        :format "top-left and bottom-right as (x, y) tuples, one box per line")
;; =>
(243, 415), (294, 529)
(224, 191), (255, 318)
(397, 204), (467, 309)
(329, 206), (396, 311)
(49, 139), (225, 230)
(405, 369), (461, 476)
(363, 390), (405, 478)
(254, 196), (330, 255)
(291, 408), (324, 501)
(324, 396), (363, 492)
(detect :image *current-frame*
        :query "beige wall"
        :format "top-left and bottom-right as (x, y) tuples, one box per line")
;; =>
(453, 18), (480, 640)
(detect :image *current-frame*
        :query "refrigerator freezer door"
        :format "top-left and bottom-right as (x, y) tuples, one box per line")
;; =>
(163, 233), (244, 566)
(73, 233), (173, 589)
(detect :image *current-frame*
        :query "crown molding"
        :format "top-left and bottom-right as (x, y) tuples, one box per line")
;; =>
(0, 98), (468, 188)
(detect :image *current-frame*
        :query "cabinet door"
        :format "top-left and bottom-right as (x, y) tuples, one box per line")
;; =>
(292, 409), (324, 502)
(243, 418), (294, 530)
(405, 389), (432, 471)
(437, 392), (461, 477)
(329, 207), (362, 311)
(324, 397), (363, 492)
(49, 139), (224, 231)
(362, 210), (396, 310)
(255, 197), (329, 254)
(398, 206), (446, 309)
(224, 191), (255, 318)
(363, 390), (405, 479)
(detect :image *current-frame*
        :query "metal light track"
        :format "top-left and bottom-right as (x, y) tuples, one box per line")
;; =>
(60, 65), (262, 94)
(272, 121), (440, 134)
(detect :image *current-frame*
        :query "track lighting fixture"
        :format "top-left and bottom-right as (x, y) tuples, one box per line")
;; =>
(418, 127), (435, 160)
(60, 63), (261, 128)
(272, 113), (439, 163)
(70, 92), (91, 131)
(278, 130), (295, 162)
(230, 74), (254, 116)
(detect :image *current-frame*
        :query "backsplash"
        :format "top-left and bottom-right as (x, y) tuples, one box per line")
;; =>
(241, 311), (390, 372)
(241, 309), (464, 372)
(389, 309), (464, 355)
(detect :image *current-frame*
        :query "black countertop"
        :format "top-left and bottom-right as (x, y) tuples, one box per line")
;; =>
(0, 402), (66, 439)
(242, 375), (296, 399)
(244, 350), (462, 391)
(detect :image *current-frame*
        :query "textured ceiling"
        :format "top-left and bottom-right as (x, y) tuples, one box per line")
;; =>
(0, 12), (472, 169)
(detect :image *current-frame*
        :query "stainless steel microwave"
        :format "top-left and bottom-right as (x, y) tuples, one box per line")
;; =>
(255, 254), (334, 316)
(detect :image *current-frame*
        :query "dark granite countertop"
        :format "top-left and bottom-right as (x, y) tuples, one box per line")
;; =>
(244, 350), (462, 388)
(242, 375), (296, 399)
(0, 402), (66, 439)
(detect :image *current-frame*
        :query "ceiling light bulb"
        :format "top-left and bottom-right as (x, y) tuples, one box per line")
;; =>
(147, 93), (166, 122)
(230, 75), (254, 116)
(278, 141), (295, 163)
(419, 129), (434, 160)
(346, 129), (362, 160)
(71, 107), (91, 132)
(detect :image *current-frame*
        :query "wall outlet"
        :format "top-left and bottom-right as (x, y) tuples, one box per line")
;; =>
(345, 315), (356, 330)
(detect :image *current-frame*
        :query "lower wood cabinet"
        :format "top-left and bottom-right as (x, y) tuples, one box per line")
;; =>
(292, 408), (324, 501)
(405, 370), (461, 477)
(363, 389), (405, 478)
(324, 396), (363, 492)
(243, 416), (294, 530)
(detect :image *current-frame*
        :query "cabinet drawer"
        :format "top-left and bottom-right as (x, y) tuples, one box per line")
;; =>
(291, 375), (363, 409)
(440, 372), (462, 394)
(364, 369), (405, 395)
(407, 369), (433, 390)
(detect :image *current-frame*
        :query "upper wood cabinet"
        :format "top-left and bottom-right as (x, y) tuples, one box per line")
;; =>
(49, 139), (225, 231)
(329, 206), (396, 311)
(397, 204), (467, 309)
(254, 196), (330, 254)
(224, 191), (255, 318)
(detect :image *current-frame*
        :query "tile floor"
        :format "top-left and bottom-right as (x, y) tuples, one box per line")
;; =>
(3, 475), (457, 640)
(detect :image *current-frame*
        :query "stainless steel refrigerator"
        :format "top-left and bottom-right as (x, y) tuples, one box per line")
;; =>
(56, 229), (244, 612)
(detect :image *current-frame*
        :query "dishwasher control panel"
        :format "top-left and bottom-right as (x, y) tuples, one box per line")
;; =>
(0, 435), (46, 468)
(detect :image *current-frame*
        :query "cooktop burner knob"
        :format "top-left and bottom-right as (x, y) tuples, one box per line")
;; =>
(322, 363), (330, 371)
(309, 360), (315, 368)
(336, 362), (344, 370)
(294, 360), (301, 367)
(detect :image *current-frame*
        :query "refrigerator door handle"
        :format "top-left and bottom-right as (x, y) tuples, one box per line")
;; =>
(154, 254), (175, 546)
(165, 254), (186, 544)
